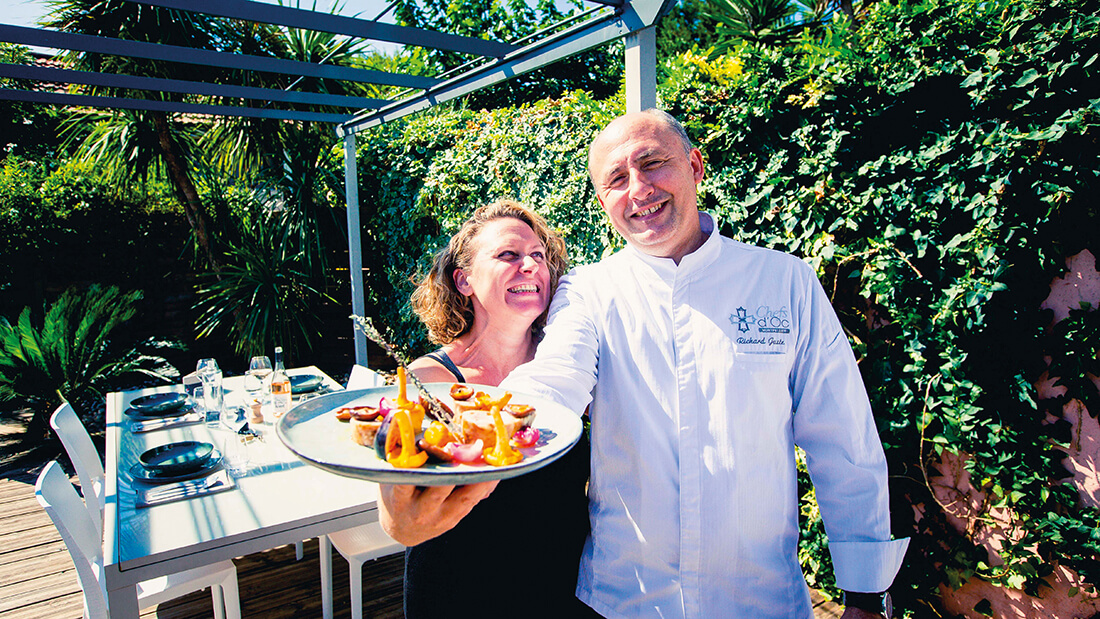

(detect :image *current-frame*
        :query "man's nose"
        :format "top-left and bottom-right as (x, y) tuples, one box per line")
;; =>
(628, 168), (654, 199)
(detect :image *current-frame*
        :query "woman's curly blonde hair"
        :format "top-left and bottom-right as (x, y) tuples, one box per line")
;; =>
(410, 200), (569, 345)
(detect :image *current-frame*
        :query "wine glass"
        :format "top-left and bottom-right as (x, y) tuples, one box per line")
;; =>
(245, 356), (273, 396)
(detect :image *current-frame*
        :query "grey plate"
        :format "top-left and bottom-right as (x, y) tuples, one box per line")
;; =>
(276, 383), (583, 486)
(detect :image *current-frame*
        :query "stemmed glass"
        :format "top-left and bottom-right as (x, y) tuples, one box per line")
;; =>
(245, 356), (273, 396)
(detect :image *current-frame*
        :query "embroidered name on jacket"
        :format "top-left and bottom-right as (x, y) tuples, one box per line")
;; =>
(730, 305), (790, 355)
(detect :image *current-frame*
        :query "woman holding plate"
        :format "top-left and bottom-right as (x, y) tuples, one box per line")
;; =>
(379, 199), (598, 618)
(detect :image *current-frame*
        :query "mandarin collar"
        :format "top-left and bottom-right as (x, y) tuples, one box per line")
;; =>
(625, 212), (722, 279)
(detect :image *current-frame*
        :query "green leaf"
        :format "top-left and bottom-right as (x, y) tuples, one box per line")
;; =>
(1013, 68), (1041, 88)
(962, 69), (985, 88)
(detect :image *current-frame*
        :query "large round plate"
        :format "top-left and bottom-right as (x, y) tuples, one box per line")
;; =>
(129, 392), (188, 415)
(276, 383), (583, 485)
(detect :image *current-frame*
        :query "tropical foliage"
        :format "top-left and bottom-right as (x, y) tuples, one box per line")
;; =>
(193, 219), (335, 359)
(0, 285), (180, 440)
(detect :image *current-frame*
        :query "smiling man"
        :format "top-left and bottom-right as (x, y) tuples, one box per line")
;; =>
(503, 109), (909, 619)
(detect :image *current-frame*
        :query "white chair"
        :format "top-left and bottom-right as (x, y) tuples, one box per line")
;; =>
(35, 460), (242, 619)
(321, 524), (404, 619)
(297, 365), (382, 565)
(50, 403), (106, 535)
(348, 363), (387, 389)
(319, 364), (403, 619)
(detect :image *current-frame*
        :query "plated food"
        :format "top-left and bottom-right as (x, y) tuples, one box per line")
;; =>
(333, 368), (540, 469)
(276, 378), (583, 485)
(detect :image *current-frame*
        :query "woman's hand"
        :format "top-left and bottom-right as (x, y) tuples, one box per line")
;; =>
(378, 481), (499, 547)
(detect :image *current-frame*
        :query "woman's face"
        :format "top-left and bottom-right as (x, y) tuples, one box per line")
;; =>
(454, 217), (550, 327)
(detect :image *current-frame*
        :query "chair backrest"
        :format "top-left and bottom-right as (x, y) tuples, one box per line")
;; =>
(347, 364), (386, 389)
(50, 403), (106, 535)
(36, 460), (109, 619)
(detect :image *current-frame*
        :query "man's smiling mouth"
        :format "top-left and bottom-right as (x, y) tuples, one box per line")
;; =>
(633, 202), (664, 218)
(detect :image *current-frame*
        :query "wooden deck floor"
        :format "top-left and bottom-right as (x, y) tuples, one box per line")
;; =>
(0, 468), (404, 619)
(1, 468), (841, 619)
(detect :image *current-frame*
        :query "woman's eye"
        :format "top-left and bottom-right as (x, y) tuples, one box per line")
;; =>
(531, 251), (545, 261)
(497, 250), (519, 260)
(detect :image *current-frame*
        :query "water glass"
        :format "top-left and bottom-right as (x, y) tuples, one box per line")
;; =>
(222, 433), (253, 476)
(194, 385), (220, 428)
(196, 358), (224, 421)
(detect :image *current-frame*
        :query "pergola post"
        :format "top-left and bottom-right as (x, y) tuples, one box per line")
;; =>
(624, 25), (657, 113)
(343, 132), (368, 366)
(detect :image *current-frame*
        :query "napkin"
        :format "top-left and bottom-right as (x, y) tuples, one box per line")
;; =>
(130, 411), (203, 433)
(136, 469), (236, 508)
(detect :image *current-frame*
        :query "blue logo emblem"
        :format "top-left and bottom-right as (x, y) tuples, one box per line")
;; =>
(729, 306), (791, 334)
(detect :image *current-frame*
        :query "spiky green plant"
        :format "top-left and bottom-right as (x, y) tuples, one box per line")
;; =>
(193, 217), (335, 359)
(0, 285), (181, 441)
(705, 0), (804, 49)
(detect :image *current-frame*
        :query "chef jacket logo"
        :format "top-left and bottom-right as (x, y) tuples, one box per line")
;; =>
(731, 305), (791, 355)
(731, 306), (791, 334)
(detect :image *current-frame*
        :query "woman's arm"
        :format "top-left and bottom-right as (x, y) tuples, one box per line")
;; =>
(376, 358), (498, 546)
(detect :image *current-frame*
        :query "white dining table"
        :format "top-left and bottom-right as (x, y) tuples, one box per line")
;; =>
(103, 366), (386, 618)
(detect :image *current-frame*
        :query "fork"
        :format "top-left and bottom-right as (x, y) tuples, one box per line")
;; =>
(143, 474), (224, 503)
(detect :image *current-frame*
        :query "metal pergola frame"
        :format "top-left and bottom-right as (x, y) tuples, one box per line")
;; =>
(0, 0), (675, 364)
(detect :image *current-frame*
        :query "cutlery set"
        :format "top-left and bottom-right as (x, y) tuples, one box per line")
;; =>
(136, 470), (235, 507)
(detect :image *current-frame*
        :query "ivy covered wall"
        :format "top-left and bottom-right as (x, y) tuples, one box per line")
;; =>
(349, 0), (1099, 616)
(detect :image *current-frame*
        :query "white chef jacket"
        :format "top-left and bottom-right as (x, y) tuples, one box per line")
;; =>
(503, 213), (908, 619)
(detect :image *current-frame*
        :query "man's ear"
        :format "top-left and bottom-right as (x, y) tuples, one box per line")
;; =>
(453, 268), (473, 296)
(690, 148), (705, 184)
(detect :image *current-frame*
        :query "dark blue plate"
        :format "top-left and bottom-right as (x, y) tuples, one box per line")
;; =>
(129, 392), (188, 415)
(138, 441), (214, 477)
(290, 374), (324, 394)
(130, 449), (223, 483)
(124, 401), (196, 421)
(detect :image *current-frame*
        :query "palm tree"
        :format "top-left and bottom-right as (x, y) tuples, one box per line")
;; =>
(705, 0), (848, 49)
(201, 19), (369, 278)
(191, 13), (370, 356)
(45, 0), (230, 270)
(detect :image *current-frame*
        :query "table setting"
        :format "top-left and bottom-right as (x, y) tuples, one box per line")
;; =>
(118, 355), (337, 510)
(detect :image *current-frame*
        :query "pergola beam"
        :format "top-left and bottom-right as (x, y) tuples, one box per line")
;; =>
(0, 63), (388, 110)
(338, 0), (676, 136)
(0, 88), (353, 123)
(0, 24), (439, 90)
(125, 0), (518, 58)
